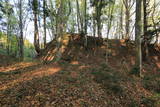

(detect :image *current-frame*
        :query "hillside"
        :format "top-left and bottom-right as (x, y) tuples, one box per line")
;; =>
(0, 35), (160, 106)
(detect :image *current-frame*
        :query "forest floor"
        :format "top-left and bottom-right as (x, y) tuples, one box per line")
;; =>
(0, 39), (160, 107)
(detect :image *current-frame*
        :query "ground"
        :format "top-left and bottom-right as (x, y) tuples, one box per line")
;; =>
(0, 39), (160, 107)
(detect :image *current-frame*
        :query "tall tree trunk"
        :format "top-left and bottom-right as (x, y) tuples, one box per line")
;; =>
(120, 3), (124, 39)
(96, 5), (102, 38)
(43, 0), (47, 48)
(142, 0), (149, 61)
(124, 0), (130, 39)
(84, 0), (87, 34)
(84, 0), (87, 47)
(33, 0), (40, 54)
(135, 0), (143, 77)
(55, 0), (65, 62)
(76, 0), (80, 33)
(7, 23), (10, 55)
(76, 0), (83, 33)
(6, 1), (10, 55)
(19, 0), (24, 61)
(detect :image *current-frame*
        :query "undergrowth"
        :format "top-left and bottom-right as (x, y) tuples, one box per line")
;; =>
(91, 63), (124, 95)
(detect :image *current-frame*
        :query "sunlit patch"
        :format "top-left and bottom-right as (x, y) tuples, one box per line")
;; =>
(131, 57), (135, 65)
(0, 65), (61, 91)
(101, 46), (106, 49)
(153, 56), (159, 61)
(0, 62), (37, 73)
(70, 61), (79, 65)
(78, 65), (90, 70)
(142, 69), (147, 73)
(156, 62), (160, 68)
(120, 39), (125, 43)
(112, 50), (117, 56)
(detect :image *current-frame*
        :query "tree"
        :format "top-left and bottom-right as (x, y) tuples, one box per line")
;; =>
(91, 0), (111, 37)
(18, 0), (24, 60)
(32, 0), (40, 54)
(135, 0), (143, 77)
(84, 0), (87, 34)
(1, 1), (15, 55)
(43, 0), (47, 48)
(122, 0), (135, 39)
(142, 0), (149, 61)
(94, 0), (103, 37)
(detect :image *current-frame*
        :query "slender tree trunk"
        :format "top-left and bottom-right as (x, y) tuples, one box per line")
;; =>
(6, 1), (10, 55)
(135, 0), (143, 77)
(142, 0), (149, 61)
(124, 0), (130, 39)
(84, 0), (87, 34)
(19, 0), (24, 61)
(106, 2), (115, 39)
(76, 0), (80, 33)
(84, 0), (87, 47)
(34, 13), (40, 54)
(76, 0), (83, 33)
(43, 0), (47, 48)
(7, 23), (10, 55)
(120, 3), (124, 39)
(33, 0), (40, 54)
(93, 17), (96, 37)
(96, 5), (102, 38)
(55, 0), (65, 62)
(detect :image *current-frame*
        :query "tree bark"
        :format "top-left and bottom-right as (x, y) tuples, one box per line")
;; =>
(135, 0), (143, 77)
(96, 5), (102, 38)
(125, 0), (130, 38)
(33, 0), (40, 54)
(43, 0), (47, 48)
(19, 0), (24, 61)
(120, 3), (124, 39)
(84, 0), (87, 34)
(76, 0), (80, 33)
(142, 0), (149, 61)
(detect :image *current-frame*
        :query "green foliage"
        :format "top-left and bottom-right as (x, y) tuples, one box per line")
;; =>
(0, 31), (35, 59)
(32, 0), (39, 12)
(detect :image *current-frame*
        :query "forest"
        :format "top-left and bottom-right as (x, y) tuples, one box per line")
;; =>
(0, 0), (160, 106)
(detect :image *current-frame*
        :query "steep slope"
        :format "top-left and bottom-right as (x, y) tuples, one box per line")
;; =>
(39, 34), (160, 72)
